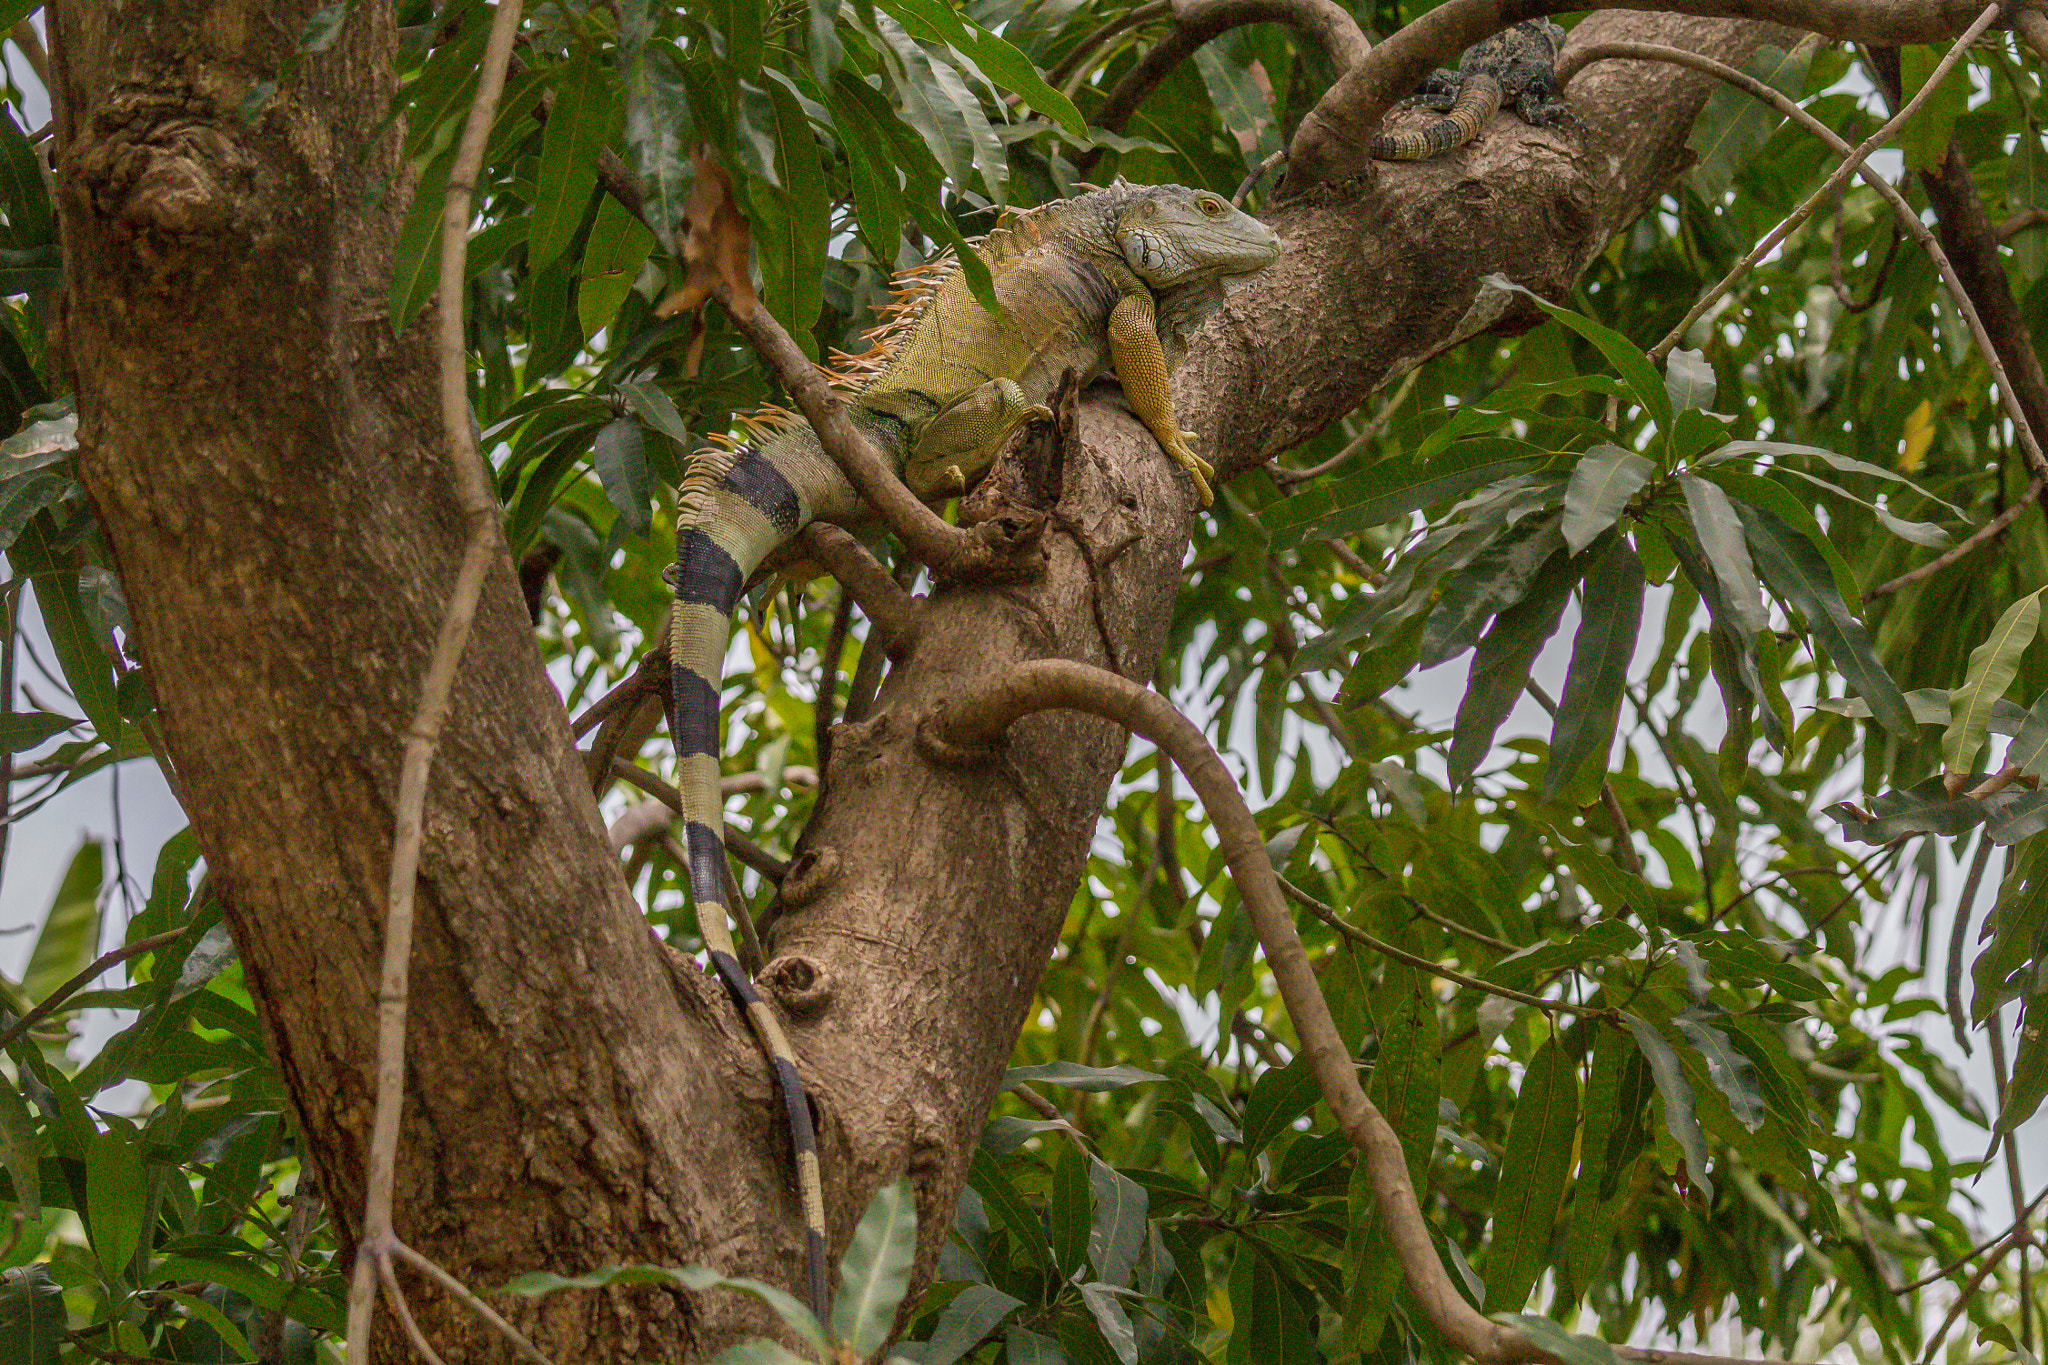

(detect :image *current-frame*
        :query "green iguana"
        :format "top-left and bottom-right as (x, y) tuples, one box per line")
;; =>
(663, 180), (1281, 1320)
(1370, 19), (1578, 161)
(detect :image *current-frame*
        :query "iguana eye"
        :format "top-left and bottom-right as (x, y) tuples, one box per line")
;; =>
(1198, 195), (1225, 216)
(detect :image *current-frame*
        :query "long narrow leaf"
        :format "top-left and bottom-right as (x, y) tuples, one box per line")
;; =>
(1678, 475), (1769, 635)
(1482, 275), (1672, 433)
(836, 1177), (918, 1355)
(1739, 506), (1914, 735)
(1622, 1013), (1714, 1201)
(1448, 549), (1579, 789)
(1483, 1039), (1578, 1311)
(1945, 588), (2043, 776)
(1546, 540), (1645, 800)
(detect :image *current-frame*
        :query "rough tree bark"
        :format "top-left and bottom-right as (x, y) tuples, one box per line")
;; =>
(47, 0), (1785, 1359)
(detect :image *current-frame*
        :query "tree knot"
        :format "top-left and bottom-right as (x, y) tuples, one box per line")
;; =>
(778, 847), (842, 908)
(759, 953), (833, 1017)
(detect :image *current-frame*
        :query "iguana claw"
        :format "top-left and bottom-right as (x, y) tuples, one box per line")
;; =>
(1162, 429), (1216, 507)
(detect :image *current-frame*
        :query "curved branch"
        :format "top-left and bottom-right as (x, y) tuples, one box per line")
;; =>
(1047, 0), (1173, 95)
(1286, 0), (2011, 188)
(795, 524), (924, 656)
(1557, 29), (2048, 486)
(923, 659), (1544, 1365)
(1087, 0), (1369, 142)
(0, 927), (189, 1053)
(1866, 479), (2043, 599)
(348, 0), (527, 1357)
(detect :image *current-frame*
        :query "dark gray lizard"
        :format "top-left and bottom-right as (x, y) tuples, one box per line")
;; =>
(1369, 19), (1578, 161)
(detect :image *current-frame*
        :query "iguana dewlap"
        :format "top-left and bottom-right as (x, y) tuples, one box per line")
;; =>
(662, 179), (1280, 1318)
(1370, 19), (1577, 161)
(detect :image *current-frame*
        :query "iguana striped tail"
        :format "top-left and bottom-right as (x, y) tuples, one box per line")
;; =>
(666, 436), (832, 1323)
(1369, 73), (1503, 160)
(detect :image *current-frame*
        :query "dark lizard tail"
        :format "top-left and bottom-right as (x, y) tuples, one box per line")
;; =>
(1369, 72), (1504, 160)
(666, 440), (832, 1324)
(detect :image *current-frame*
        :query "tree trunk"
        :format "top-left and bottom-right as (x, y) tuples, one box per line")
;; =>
(47, 0), (1773, 1358)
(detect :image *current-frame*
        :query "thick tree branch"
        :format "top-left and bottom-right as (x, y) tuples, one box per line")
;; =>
(794, 524), (924, 656)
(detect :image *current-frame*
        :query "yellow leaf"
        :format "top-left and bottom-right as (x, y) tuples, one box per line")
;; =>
(1899, 399), (1934, 472)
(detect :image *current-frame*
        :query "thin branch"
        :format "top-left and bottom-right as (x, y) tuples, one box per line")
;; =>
(346, 1), (526, 1360)
(795, 524), (923, 655)
(378, 1255), (451, 1365)
(817, 588), (853, 772)
(1986, 1017), (2038, 1354)
(1633, 7), (1999, 361)
(0, 927), (188, 1053)
(1279, 873), (1601, 1016)
(1272, 369), (1419, 484)
(922, 658), (1548, 1365)
(1893, 1186), (2048, 1293)
(1919, 1090), (2039, 1363)
(9, 21), (47, 90)
(1562, 30), (2048, 489)
(1047, 0), (1172, 94)
(571, 648), (664, 740)
(1867, 479), (2042, 599)
(1286, 0), (2006, 187)
(1829, 176), (1904, 313)
(1010, 1083), (1064, 1121)
(1083, 0), (1368, 158)
(1997, 206), (2048, 242)
(391, 1240), (559, 1365)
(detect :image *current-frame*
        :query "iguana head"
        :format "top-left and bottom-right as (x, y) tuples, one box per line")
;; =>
(1112, 185), (1282, 290)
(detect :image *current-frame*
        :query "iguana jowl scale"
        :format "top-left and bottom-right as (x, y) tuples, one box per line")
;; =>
(663, 180), (1280, 1319)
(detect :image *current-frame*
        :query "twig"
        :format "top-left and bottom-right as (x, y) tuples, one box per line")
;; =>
(817, 588), (853, 773)
(1918, 1103), (2038, 1364)
(9, 21), (47, 90)
(378, 1255), (451, 1365)
(0, 581), (17, 896)
(1046, 0), (1173, 95)
(1278, 873), (1600, 1016)
(923, 658), (1554, 1365)
(1828, 175), (1904, 313)
(571, 649), (663, 740)
(1997, 207), (2048, 242)
(1893, 1186), (2048, 1293)
(1635, 7), (1999, 362)
(391, 1239), (557, 1365)
(1272, 370), (1419, 484)
(345, 1), (526, 1361)
(1010, 1083), (1063, 1121)
(0, 927), (188, 1053)
(1867, 480), (2042, 599)
(1231, 1010), (1288, 1069)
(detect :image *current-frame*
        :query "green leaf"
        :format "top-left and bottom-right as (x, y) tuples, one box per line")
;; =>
(532, 56), (615, 272)
(1547, 540), (1645, 800)
(871, 0), (1085, 136)
(505, 1263), (826, 1354)
(1005, 1326), (1069, 1365)
(0, 1068), (39, 1220)
(1449, 549), (1578, 789)
(1678, 475), (1769, 636)
(1664, 348), (1716, 413)
(1086, 1161), (1147, 1288)
(1420, 516), (1566, 669)
(966, 1149), (1048, 1267)
(1739, 505), (1914, 736)
(1621, 1013), (1713, 1201)
(704, 1343), (816, 1365)
(1491, 1314), (1620, 1365)
(591, 418), (651, 539)
(1483, 1038), (1577, 1311)
(621, 27), (692, 240)
(22, 841), (104, 1005)
(2009, 690), (2048, 780)
(0, 1265), (64, 1365)
(1716, 438), (1962, 514)
(1671, 1009), (1764, 1131)
(160, 1287), (256, 1361)
(1562, 446), (1653, 555)
(825, 77), (908, 264)
(1687, 43), (1808, 203)
(1078, 1282), (1138, 1365)
(1897, 44), (1970, 173)
(1827, 776), (1986, 844)
(1048, 1142), (1090, 1280)
(0, 109), (52, 249)
(1264, 441), (1539, 548)
(906, 1284), (1023, 1365)
(1481, 275), (1671, 434)
(0, 710), (76, 754)
(1240, 1054), (1323, 1158)
(836, 1176), (917, 1355)
(85, 1125), (147, 1279)
(1946, 588), (2044, 776)
(1998, 996), (2047, 1131)
(577, 194), (657, 340)
(1003, 1062), (1161, 1092)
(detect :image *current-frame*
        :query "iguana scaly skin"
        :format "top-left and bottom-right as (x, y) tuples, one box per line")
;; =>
(663, 180), (1280, 1320)
(1369, 19), (1576, 161)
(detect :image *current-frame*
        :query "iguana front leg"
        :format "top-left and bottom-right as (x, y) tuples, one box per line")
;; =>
(1107, 291), (1214, 506)
(900, 377), (1052, 499)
